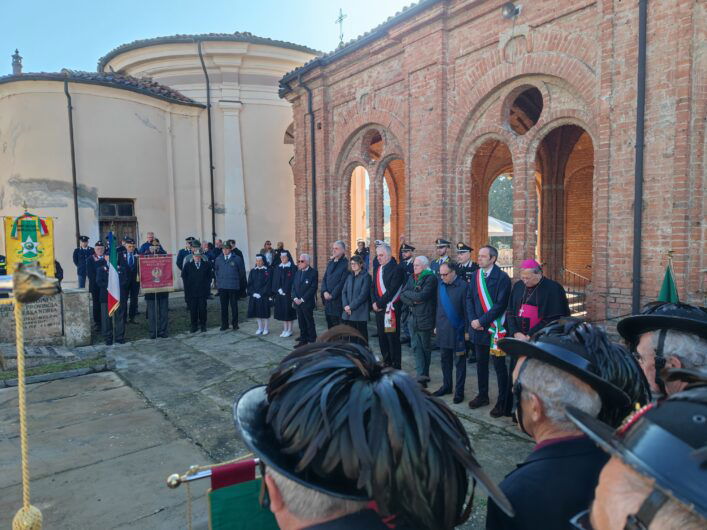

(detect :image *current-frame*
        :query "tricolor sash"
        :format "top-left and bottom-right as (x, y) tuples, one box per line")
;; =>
(476, 269), (506, 356)
(376, 264), (402, 333)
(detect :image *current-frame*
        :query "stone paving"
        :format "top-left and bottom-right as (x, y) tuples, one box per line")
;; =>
(1, 310), (533, 529)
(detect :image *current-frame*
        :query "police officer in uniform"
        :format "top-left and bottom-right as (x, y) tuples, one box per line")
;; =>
(86, 240), (106, 330)
(430, 238), (451, 278)
(456, 242), (479, 363)
(72, 235), (94, 288)
(398, 243), (415, 344)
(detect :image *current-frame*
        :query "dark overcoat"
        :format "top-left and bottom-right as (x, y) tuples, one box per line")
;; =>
(485, 436), (608, 530)
(320, 257), (349, 316)
(247, 267), (272, 318)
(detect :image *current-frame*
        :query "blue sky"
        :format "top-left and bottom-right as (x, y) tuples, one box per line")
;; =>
(1, 0), (414, 75)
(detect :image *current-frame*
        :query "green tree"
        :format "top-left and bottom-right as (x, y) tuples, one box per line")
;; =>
(488, 174), (513, 223)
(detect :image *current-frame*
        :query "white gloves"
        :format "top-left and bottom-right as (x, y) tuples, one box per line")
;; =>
(278, 288), (285, 295)
(253, 293), (261, 299)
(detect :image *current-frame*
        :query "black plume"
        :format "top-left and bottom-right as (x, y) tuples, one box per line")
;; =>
(534, 318), (652, 427)
(264, 341), (489, 529)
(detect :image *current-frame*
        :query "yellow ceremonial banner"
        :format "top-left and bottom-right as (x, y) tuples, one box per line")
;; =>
(3, 214), (56, 278)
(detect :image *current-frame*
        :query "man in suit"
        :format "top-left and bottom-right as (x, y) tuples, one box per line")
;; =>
(86, 240), (106, 331)
(372, 243), (404, 368)
(485, 322), (630, 530)
(320, 240), (349, 329)
(466, 245), (512, 416)
(213, 241), (246, 331)
(119, 238), (140, 323)
(433, 262), (470, 403)
(72, 235), (94, 288)
(181, 248), (213, 332)
(292, 253), (318, 347)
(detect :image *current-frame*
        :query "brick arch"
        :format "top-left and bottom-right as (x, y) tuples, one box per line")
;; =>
(527, 120), (596, 280)
(523, 113), (597, 167)
(467, 137), (515, 253)
(331, 109), (407, 177)
(376, 155), (407, 247)
(342, 160), (372, 251)
(449, 52), (597, 162)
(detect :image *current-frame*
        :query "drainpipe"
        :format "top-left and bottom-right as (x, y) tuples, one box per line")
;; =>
(197, 40), (217, 245)
(63, 78), (81, 247)
(632, 0), (647, 313)
(298, 74), (317, 269)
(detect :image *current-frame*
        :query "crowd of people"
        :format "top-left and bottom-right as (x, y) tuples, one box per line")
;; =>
(71, 233), (706, 529)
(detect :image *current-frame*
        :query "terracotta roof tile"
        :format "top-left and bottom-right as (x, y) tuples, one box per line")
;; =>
(0, 70), (203, 107)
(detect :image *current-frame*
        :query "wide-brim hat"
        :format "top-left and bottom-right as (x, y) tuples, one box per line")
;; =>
(566, 387), (707, 519)
(192, 248), (204, 256)
(617, 302), (707, 343)
(499, 337), (630, 408)
(222, 241), (233, 249)
(234, 386), (370, 500)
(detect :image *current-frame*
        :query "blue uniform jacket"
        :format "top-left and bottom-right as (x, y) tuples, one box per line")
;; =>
(73, 246), (94, 274)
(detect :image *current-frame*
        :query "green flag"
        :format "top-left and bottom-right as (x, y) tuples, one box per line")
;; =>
(657, 260), (679, 303)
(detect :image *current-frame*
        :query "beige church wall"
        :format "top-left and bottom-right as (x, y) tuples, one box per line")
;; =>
(239, 101), (296, 264)
(0, 81), (201, 285)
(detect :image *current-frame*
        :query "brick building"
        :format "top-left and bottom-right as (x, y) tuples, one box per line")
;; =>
(280, 0), (705, 323)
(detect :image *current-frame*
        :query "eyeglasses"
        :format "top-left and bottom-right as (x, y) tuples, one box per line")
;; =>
(569, 509), (592, 529)
(439, 272), (451, 277)
(298, 260), (306, 263)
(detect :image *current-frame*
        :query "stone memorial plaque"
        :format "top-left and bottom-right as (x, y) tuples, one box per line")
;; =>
(0, 296), (63, 345)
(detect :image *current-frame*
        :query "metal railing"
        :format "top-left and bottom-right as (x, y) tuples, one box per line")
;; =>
(560, 268), (591, 317)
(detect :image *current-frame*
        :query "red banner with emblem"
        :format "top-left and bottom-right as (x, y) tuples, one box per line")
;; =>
(139, 254), (174, 293)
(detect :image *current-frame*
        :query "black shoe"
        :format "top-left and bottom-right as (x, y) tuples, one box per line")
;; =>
(453, 395), (464, 404)
(511, 415), (518, 424)
(400, 336), (411, 345)
(232, 323), (239, 330)
(200, 326), (207, 332)
(158, 334), (168, 338)
(490, 404), (504, 418)
(150, 335), (157, 340)
(190, 327), (198, 333)
(419, 380), (428, 389)
(467, 356), (477, 364)
(468, 395), (490, 409)
(220, 325), (229, 331)
(432, 387), (451, 397)
(294, 336), (301, 342)
(105, 340), (113, 346)
(115, 339), (125, 344)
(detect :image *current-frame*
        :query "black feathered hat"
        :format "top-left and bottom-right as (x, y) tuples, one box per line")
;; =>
(618, 302), (707, 343)
(566, 382), (707, 521)
(500, 320), (631, 412)
(234, 342), (514, 528)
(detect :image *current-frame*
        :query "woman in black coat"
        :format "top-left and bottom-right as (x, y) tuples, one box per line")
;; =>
(341, 255), (371, 343)
(271, 249), (297, 337)
(247, 254), (272, 334)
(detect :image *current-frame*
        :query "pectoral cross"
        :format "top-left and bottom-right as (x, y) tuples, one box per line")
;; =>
(518, 307), (524, 316)
(335, 8), (348, 46)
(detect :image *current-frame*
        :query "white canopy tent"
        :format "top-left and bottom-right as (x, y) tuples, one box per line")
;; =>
(488, 216), (513, 237)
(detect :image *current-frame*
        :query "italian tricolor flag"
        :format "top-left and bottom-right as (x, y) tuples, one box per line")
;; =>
(107, 232), (121, 316)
